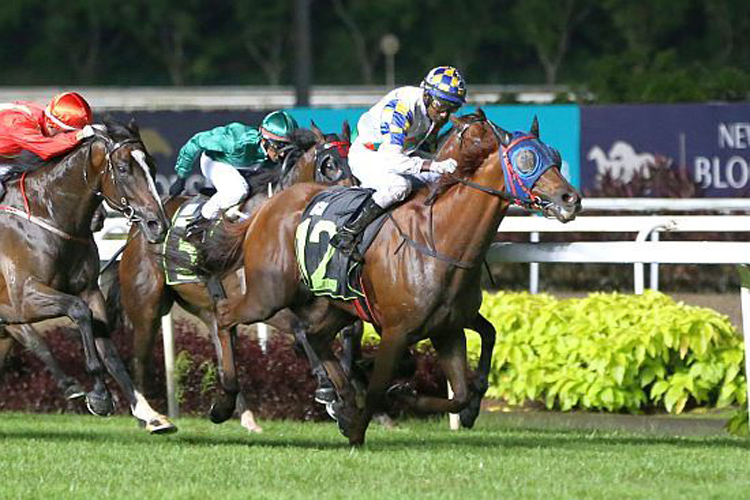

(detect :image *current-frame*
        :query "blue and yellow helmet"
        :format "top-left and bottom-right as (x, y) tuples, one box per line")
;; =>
(260, 110), (298, 142)
(421, 66), (467, 105)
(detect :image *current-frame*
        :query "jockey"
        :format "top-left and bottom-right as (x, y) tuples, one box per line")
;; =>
(168, 110), (299, 236)
(0, 92), (95, 199)
(330, 65), (467, 256)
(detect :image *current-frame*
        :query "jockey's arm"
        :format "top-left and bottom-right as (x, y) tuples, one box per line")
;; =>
(10, 121), (80, 161)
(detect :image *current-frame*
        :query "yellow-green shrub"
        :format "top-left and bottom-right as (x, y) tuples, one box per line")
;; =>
(470, 290), (745, 413)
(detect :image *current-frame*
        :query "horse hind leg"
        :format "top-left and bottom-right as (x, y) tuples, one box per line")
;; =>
(6, 324), (85, 400)
(388, 329), (472, 416)
(9, 280), (113, 416)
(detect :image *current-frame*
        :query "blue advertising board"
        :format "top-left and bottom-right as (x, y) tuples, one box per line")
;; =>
(112, 104), (581, 195)
(581, 103), (750, 197)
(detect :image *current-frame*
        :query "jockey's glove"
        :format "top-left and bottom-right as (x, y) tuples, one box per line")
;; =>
(78, 125), (97, 140)
(169, 176), (187, 197)
(430, 158), (458, 175)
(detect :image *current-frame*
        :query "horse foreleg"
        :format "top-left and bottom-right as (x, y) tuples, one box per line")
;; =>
(5, 324), (85, 400)
(206, 319), (240, 425)
(459, 313), (495, 428)
(83, 288), (176, 434)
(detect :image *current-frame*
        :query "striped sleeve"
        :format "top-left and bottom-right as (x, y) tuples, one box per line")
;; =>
(380, 99), (414, 147)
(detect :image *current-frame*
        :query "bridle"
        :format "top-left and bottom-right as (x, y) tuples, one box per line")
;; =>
(314, 139), (352, 184)
(444, 116), (555, 212)
(83, 134), (144, 223)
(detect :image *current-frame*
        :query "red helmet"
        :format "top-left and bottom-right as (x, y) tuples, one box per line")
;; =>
(44, 92), (92, 131)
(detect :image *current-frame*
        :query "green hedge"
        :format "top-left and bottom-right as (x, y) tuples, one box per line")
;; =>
(365, 291), (746, 414)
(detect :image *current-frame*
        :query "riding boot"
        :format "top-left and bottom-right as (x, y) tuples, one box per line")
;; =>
(330, 198), (386, 260)
(185, 214), (214, 241)
(0, 180), (5, 202)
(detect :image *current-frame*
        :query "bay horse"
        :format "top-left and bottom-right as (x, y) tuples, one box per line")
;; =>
(0, 119), (176, 433)
(212, 110), (582, 445)
(105, 123), (354, 432)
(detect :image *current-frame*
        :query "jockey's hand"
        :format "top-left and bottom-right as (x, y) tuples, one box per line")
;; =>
(430, 158), (458, 175)
(77, 125), (97, 141)
(169, 177), (187, 197)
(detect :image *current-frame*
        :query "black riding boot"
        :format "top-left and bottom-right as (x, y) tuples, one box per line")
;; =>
(330, 198), (386, 260)
(185, 214), (214, 241)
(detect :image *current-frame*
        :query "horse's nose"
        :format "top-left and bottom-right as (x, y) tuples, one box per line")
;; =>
(563, 190), (582, 213)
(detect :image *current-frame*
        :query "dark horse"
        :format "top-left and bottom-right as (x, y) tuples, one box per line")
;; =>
(211, 110), (582, 445)
(0, 119), (176, 433)
(105, 122), (354, 431)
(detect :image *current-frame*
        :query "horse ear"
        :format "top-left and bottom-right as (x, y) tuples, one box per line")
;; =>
(476, 107), (486, 120)
(495, 124), (512, 146)
(310, 120), (325, 142)
(128, 118), (140, 135)
(342, 120), (351, 143)
(530, 115), (539, 138)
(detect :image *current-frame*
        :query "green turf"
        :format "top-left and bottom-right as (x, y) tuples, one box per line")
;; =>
(1, 412), (749, 499)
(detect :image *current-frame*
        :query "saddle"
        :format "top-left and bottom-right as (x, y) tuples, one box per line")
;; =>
(162, 197), (209, 285)
(295, 187), (389, 302)
(0, 165), (23, 202)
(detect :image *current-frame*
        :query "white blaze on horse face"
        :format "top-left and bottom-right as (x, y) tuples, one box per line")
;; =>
(131, 150), (163, 211)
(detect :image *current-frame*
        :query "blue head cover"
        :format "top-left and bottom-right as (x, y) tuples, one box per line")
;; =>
(500, 132), (561, 205)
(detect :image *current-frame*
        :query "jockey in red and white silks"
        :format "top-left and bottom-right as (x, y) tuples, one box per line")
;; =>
(330, 66), (468, 257)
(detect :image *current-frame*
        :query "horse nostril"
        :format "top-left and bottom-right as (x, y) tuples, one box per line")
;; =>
(146, 219), (161, 234)
(562, 192), (579, 205)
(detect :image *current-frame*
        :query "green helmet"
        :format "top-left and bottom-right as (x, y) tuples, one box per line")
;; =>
(260, 110), (298, 143)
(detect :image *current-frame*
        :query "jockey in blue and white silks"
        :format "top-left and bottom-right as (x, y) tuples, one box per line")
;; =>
(331, 65), (468, 257)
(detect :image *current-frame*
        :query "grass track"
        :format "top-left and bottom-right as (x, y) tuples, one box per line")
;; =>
(1, 412), (749, 499)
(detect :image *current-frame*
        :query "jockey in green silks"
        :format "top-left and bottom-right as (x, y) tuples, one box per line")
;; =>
(168, 110), (298, 236)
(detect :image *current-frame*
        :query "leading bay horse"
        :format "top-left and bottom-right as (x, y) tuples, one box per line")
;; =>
(212, 110), (582, 445)
(0, 119), (176, 433)
(105, 123), (354, 431)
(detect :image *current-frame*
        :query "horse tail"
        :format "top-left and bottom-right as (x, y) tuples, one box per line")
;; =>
(198, 216), (254, 276)
(102, 265), (130, 331)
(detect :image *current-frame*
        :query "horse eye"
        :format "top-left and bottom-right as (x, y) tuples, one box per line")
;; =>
(516, 149), (537, 173)
(118, 163), (129, 174)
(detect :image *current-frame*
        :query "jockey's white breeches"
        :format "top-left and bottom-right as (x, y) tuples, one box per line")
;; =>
(348, 144), (440, 208)
(199, 153), (249, 219)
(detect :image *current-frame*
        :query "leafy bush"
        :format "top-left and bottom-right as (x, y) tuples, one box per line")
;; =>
(472, 291), (746, 414)
(0, 320), (444, 420)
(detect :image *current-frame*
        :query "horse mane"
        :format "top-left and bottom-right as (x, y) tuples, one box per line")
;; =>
(427, 114), (498, 203)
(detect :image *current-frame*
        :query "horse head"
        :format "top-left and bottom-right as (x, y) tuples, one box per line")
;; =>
(89, 118), (169, 243)
(296, 120), (353, 186)
(439, 109), (581, 222)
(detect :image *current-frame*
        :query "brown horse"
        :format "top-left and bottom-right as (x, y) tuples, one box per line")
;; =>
(105, 123), (354, 431)
(0, 119), (176, 432)
(212, 110), (582, 445)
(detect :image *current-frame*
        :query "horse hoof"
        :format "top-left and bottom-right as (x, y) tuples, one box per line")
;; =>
(315, 386), (337, 405)
(63, 383), (86, 401)
(459, 398), (481, 429)
(240, 412), (263, 434)
(144, 417), (178, 435)
(85, 391), (115, 417)
(209, 402), (235, 424)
